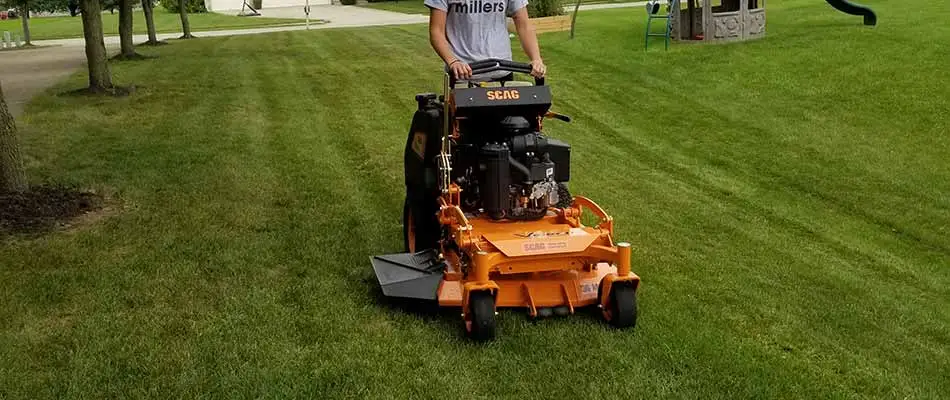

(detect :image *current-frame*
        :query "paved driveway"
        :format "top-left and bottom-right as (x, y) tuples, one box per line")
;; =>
(1, 45), (119, 117)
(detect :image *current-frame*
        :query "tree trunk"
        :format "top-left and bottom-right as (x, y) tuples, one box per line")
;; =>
(80, 0), (114, 91)
(0, 83), (28, 193)
(117, 0), (138, 58)
(18, 7), (32, 46)
(142, 0), (161, 44)
(179, 0), (194, 39)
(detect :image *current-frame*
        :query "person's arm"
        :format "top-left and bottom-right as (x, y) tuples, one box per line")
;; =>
(510, 6), (546, 77)
(428, 9), (456, 65)
(429, 7), (472, 79)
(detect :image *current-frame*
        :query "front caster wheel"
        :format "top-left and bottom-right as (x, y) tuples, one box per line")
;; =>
(602, 283), (638, 329)
(465, 291), (496, 342)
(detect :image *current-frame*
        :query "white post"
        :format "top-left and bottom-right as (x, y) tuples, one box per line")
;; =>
(3, 31), (11, 48)
(305, 0), (310, 30)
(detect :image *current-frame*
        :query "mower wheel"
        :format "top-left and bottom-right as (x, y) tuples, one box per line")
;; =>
(466, 291), (496, 342)
(403, 193), (440, 253)
(605, 284), (638, 329)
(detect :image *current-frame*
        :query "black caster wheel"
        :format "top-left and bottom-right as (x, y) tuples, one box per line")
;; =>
(465, 291), (496, 342)
(602, 283), (638, 329)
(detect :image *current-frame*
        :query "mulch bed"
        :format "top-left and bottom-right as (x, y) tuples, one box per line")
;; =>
(60, 85), (137, 98)
(0, 185), (104, 237)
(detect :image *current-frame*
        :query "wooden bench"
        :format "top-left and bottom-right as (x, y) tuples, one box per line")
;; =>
(507, 15), (573, 34)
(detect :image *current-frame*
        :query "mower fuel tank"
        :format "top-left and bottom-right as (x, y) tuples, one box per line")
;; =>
(371, 249), (446, 300)
(480, 143), (511, 220)
(404, 93), (444, 194)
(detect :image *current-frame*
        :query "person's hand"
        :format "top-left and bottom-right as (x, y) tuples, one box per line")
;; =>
(530, 59), (546, 78)
(449, 60), (472, 80)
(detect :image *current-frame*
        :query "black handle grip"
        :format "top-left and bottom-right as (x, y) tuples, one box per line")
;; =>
(454, 58), (545, 86)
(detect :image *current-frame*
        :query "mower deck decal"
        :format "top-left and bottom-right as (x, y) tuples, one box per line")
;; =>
(483, 230), (599, 257)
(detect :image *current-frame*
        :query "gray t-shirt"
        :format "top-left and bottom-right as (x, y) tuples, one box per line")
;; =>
(425, 0), (529, 81)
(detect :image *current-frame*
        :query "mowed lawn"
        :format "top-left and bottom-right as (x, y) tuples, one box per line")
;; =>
(3, 0), (949, 398)
(0, 10), (303, 41)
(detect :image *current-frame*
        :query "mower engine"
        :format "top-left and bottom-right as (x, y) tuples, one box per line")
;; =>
(454, 116), (572, 220)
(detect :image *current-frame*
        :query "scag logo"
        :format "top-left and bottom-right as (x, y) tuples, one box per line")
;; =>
(487, 90), (520, 100)
(523, 242), (545, 252)
(522, 241), (568, 252)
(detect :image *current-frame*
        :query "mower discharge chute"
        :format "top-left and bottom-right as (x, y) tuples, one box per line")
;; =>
(371, 59), (640, 341)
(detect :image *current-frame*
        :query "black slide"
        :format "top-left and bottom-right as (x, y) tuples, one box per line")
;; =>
(825, 0), (877, 26)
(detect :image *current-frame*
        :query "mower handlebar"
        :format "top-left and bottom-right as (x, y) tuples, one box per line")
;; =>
(457, 58), (545, 86)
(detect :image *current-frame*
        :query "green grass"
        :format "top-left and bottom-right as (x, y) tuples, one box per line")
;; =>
(3, 0), (950, 398)
(0, 10), (303, 41)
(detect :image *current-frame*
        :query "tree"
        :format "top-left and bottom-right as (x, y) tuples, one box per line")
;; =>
(115, 0), (143, 59)
(178, 0), (195, 39)
(140, 0), (165, 46)
(79, 0), (114, 92)
(18, 6), (32, 46)
(0, 82), (27, 193)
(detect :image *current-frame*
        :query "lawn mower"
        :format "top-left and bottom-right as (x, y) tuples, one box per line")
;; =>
(370, 59), (640, 341)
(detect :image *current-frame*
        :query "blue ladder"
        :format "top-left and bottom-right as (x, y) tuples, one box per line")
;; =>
(645, 0), (677, 50)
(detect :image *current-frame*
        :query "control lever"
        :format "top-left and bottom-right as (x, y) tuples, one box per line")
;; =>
(545, 112), (572, 123)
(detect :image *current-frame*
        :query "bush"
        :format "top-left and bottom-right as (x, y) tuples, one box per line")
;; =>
(339, 0), (357, 4)
(527, 0), (564, 18)
(159, 0), (208, 13)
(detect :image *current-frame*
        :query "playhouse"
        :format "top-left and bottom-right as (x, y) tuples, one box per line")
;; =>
(672, 0), (766, 42)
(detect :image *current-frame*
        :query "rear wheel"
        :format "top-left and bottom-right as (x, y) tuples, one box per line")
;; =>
(403, 192), (440, 253)
(465, 291), (496, 342)
(602, 283), (638, 329)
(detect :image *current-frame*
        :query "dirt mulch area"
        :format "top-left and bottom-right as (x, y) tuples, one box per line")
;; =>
(0, 185), (107, 237)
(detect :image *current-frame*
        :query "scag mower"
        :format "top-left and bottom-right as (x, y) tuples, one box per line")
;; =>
(371, 59), (640, 341)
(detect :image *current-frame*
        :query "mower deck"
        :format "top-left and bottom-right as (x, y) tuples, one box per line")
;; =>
(437, 210), (624, 315)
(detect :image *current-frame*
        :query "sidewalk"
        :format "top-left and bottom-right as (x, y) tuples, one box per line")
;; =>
(31, 5), (430, 48)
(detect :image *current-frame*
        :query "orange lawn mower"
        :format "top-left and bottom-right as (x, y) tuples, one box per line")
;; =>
(370, 59), (640, 341)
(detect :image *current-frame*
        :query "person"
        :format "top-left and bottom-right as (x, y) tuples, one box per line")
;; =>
(424, 0), (546, 83)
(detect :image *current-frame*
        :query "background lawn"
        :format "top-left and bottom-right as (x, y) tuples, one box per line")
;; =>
(3, 0), (949, 398)
(0, 10), (303, 41)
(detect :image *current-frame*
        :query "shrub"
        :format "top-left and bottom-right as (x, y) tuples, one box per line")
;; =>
(160, 0), (208, 13)
(339, 0), (357, 4)
(527, 0), (565, 18)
